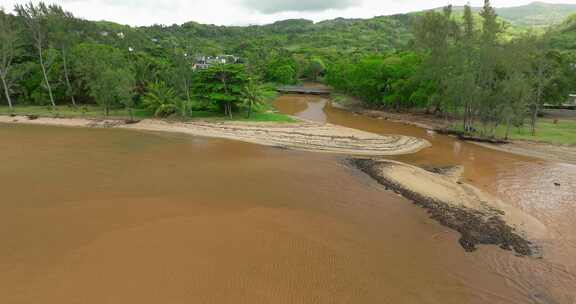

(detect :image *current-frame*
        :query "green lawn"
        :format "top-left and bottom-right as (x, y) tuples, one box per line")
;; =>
(187, 111), (295, 122)
(0, 106), (296, 123)
(499, 119), (576, 146)
(453, 119), (576, 146)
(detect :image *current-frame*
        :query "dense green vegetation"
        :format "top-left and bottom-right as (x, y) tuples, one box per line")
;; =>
(0, 1), (575, 139)
(487, 1), (576, 27)
(442, 2), (576, 28)
(326, 2), (576, 140)
(0, 2), (295, 121)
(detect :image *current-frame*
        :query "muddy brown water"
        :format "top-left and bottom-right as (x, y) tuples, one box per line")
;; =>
(0, 95), (573, 303)
(275, 95), (576, 303)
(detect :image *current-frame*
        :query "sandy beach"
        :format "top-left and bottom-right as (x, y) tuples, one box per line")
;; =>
(0, 115), (430, 156)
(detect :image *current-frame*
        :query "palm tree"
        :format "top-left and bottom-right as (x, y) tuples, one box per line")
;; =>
(242, 78), (266, 119)
(142, 81), (180, 117)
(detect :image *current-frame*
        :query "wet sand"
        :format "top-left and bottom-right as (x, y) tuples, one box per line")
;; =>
(351, 159), (546, 255)
(0, 115), (429, 156)
(473, 140), (576, 165)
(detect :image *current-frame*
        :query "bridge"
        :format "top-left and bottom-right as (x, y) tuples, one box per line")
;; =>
(276, 86), (331, 95)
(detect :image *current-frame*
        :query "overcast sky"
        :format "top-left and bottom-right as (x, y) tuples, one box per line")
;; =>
(1, 0), (575, 26)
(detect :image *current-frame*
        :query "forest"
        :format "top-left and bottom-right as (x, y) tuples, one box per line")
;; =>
(0, 1), (575, 136)
(327, 4), (576, 138)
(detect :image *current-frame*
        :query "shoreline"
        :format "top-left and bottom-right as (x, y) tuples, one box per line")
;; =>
(0, 115), (430, 156)
(332, 100), (576, 165)
(351, 158), (547, 256)
(1, 113), (549, 256)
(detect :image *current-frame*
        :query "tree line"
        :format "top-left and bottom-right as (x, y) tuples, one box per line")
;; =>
(1, 0), (414, 120)
(325, 1), (575, 137)
(1, 0), (575, 131)
(0, 2), (284, 119)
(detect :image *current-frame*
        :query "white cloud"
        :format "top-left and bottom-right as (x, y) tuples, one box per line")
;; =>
(1, 0), (575, 26)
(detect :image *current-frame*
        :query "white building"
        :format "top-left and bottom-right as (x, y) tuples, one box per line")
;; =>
(193, 55), (240, 70)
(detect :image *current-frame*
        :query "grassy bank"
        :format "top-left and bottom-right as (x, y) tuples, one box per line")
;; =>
(331, 93), (576, 146)
(453, 119), (576, 146)
(0, 106), (295, 123)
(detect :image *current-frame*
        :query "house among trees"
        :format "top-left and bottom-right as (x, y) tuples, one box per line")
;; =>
(193, 55), (241, 70)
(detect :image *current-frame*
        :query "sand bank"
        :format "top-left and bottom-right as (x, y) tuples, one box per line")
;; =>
(0, 115), (430, 156)
(352, 159), (547, 256)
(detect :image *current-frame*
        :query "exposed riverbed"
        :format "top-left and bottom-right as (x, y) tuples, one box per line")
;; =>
(0, 94), (574, 303)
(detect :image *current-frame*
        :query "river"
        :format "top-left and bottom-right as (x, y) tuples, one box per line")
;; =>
(0, 94), (574, 303)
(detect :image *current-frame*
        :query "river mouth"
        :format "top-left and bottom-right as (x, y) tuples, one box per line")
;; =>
(0, 95), (574, 303)
(275, 94), (576, 303)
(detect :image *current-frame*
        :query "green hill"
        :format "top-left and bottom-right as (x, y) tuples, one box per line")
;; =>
(442, 2), (576, 27)
(550, 13), (576, 53)
(134, 2), (576, 56)
(497, 2), (576, 27)
(138, 14), (415, 56)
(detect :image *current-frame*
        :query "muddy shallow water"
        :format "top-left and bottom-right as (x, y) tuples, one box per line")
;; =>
(0, 95), (574, 303)
(276, 95), (576, 303)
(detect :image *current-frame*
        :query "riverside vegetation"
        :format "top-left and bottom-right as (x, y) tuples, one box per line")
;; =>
(0, 1), (575, 140)
(326, 3), (576, 143)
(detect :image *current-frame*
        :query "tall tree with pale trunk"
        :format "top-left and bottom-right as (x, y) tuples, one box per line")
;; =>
(0, 9), (21, 111)
(47, 4), (77, 106)
(15, 2), (56, 110)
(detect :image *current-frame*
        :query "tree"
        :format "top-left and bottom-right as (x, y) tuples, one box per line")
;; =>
(479, 0), (502, 47)
(46, 4), (77, 106)
(193, 64), (249, 118)
(268, 64), (297, 84)
(307, 58), (325, 81)
(15, 2), (56, 109)
(413, 5), (458, 113)
(0, 9), (21, 111)
(142, 81), (180, 117)
(242, 77), (266, 118)
(265, 56), (298, 84)
(72, 43), (134, 117)
(163, 49), (194, 116)
(461, 3), (479, 131)
(129, 51), (170, 96)
(473, 0), (505, 135)
(91, 68), (134, 117)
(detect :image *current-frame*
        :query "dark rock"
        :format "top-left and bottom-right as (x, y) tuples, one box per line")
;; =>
(350, 158), (534, 256)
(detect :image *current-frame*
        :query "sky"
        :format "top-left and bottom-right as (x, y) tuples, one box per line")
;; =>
(1, 0), (576, 26)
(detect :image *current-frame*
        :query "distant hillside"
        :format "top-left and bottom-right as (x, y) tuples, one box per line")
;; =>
(497, 2), (576, 27)
(550, 14), (576, 53)
(139, 14), (415, 56)
(443, 2), (576, 27)
(76, 2), (576, 58)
